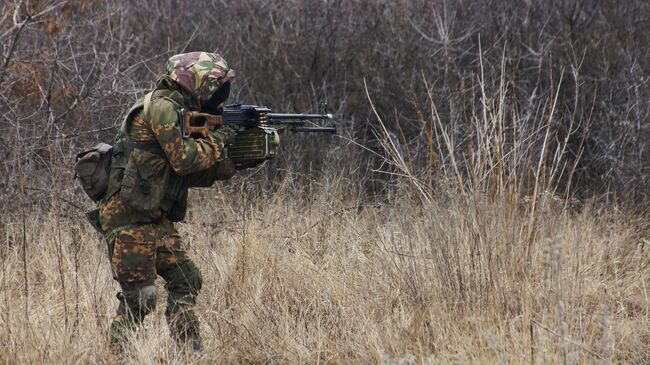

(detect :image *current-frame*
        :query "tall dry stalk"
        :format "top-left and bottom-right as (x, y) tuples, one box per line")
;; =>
(0, 218), (12, 348)
(71, 225), (81, 335)
(55, 211), (69, 334)
(21, 208), (28, 332)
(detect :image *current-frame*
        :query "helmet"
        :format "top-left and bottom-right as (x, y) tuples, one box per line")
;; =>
(164, 51), (236, 107)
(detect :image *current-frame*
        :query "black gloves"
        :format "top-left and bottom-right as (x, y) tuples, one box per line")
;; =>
(210, 126), (237, 146)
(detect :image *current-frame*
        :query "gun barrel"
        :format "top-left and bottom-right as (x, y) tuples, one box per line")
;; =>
(293, 126), (337, 133)
(266, 113), (333, 120)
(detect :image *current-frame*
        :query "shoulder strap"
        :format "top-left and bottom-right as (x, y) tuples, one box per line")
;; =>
(119, 93), (148, 137)
(143, 91), (154, 120)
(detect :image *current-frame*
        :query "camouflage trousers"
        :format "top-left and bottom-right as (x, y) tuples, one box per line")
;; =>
(107, 221), (203, 348)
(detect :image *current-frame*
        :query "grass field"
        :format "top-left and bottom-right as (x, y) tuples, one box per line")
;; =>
(1, 179), (648, 364)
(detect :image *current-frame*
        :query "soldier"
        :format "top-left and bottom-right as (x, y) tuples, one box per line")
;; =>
(98, 52), (242, 352)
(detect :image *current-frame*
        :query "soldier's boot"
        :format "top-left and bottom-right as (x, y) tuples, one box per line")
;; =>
(162, 260), (203, 351)
(167, 308), (203, 352)
(109, 284), (158, 352)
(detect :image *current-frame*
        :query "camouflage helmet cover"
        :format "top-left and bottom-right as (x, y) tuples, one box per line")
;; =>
(164, 51), (236, 104)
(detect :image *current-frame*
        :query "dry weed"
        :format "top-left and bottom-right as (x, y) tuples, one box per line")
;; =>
(0, 185), (648, 364)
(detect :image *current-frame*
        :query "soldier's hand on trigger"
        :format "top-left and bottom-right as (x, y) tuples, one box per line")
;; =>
(209, 126), (237, 146)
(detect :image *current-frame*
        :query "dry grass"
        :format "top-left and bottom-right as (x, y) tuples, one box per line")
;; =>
(0, 180), (648, 364)
(1, 72), (649, 364)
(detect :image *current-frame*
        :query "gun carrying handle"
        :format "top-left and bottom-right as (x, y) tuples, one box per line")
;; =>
(182, 111), (224, 138)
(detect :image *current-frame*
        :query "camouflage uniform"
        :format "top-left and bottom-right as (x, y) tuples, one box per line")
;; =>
(99, 52), (237, 350)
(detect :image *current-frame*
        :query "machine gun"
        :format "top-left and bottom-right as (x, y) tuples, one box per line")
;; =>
(178, 103), (336, 167)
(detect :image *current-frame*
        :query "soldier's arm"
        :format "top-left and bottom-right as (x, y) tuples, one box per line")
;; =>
(149, 99), (225, 176)
(187, 159), (237, 187)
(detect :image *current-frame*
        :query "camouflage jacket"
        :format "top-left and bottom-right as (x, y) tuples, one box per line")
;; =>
(99, 52), (236, 235)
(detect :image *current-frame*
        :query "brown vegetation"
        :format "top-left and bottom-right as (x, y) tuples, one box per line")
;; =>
(1, 0), (649, 363)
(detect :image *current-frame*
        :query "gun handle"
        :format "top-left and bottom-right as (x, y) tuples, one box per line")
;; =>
(183, 111), (223, 138)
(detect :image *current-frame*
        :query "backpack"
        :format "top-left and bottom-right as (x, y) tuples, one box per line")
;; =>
(74, 143), (113, 202)
(74, 92), (156, 203)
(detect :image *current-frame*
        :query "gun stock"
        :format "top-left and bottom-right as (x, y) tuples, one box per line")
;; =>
(180, 109), (223, 138)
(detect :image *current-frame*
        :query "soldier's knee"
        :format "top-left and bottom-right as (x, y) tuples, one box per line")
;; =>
(137, 284), (158, 311)
(122, 284), (158, 314)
